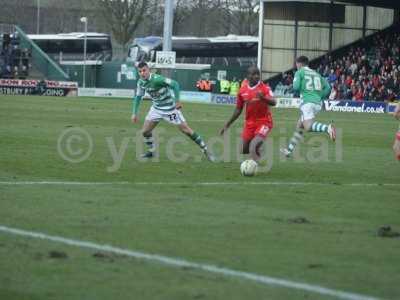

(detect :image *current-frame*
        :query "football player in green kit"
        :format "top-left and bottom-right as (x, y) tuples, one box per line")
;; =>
(132, 62), (214, 161)
(281, 56), (336, 157)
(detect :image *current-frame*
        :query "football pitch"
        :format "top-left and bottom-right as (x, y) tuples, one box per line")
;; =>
(0, 95), (399, 300)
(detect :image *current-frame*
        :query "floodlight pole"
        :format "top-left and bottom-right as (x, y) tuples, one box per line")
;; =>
(80, 17), (88, 88)
(36, 0), (40, 34)
(162, 0), (174, 77)
(163, 0), (174, 52)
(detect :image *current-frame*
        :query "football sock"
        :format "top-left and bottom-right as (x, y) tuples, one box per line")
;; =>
(144, 135), (155, 152)
(190, 132), (207, 149)
(287, 129), (304, 153)
(311, 122), (328, 133)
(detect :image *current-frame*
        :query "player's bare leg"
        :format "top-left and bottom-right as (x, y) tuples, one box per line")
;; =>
(178, 122), (215, 162)
(281, 116), (335, 157)
(393, 132), (400, 161)
(242, 139), (251, 155)
(141, 120), (159, 158)
(249, 135), (265, 161)
(302, 118), (313, 131)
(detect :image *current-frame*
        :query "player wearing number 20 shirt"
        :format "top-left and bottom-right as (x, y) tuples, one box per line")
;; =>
(131, 62), (214, 161)
(280, 56), (335, 158)
(220, 66), (276, 161)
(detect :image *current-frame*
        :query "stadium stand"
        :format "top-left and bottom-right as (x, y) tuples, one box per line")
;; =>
(274, 24), (400, 102)
(1, 31), (31, 79)
(0, 25), (69, 81)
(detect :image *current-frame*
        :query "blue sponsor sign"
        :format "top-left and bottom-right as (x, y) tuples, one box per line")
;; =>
(180, 91), (212, 103)
(387, 102), (399, 113)
(212, 94), (237, 105)
(324, 100), (387, 114)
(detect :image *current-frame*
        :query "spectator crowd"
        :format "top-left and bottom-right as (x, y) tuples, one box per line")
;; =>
(0, 32), (31, 79)
(275, 26), (400, 102)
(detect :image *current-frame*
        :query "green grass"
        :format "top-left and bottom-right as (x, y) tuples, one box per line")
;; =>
(0, 95), (399, 300)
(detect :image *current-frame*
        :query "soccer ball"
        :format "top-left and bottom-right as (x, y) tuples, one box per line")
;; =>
(240, 159), (258, 176)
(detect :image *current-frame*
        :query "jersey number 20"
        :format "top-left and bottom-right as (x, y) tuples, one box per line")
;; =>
(305, 75), (322, 91)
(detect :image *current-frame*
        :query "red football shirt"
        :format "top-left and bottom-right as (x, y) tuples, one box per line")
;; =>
(236, 81), (274, 126)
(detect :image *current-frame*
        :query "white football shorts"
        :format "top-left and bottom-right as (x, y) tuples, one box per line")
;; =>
(145, 106), (186, 125)
(300, 102), (322, 121)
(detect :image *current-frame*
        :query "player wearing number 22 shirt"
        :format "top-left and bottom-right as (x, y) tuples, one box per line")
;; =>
(131, 62), (214, 161)
(220, 66), (276, 161)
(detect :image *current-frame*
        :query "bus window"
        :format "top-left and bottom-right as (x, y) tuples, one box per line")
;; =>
(62, 40), (82, 53)
(127, 35), (257, 67)
(28, 33), (113, 62)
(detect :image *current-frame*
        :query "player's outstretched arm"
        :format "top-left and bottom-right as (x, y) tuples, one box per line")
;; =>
(131, 95), (142, 123)
(293, 70), (301, 92)
(220, 107), (242, 135)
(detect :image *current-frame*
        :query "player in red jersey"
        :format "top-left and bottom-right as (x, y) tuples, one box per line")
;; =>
(220, 66), (276, 161)
(393, 102), (400, 161)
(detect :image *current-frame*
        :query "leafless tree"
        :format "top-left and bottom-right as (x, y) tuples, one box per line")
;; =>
(0, 0), (259, 40)
(220, 0), (259, 35)
(180, 0), (225, 36)
(144, 0), (203, 36)
(94, 0), (150, 48)
(173, 0), (193, 35)
(0, 0), (34, 32)
(168, 0), (258, 37)
(41, 0), (83, 33)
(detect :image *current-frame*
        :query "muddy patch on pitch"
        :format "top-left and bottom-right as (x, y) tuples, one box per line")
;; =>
(377, 225), (400, 238)
(288, 217), (311, 224)
(48, 250), (68, 259)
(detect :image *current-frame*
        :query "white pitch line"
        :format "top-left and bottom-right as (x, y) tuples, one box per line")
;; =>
(131, 182), (400, 187)
(0, 181), (398, 187)
(0, 181), (130, 185)
(0, 225), (380, 300)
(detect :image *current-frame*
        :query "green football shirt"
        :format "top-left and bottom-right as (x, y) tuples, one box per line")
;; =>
(136, 73), (180, 111)
(293, 66), (331, 104)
